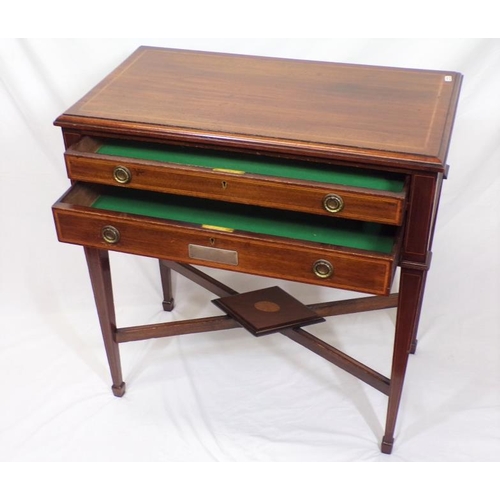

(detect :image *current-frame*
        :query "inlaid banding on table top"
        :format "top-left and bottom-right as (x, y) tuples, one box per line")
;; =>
(60, 48), (461, 162)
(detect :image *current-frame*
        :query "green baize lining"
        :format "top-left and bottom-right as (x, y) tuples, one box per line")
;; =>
(97, 141), (405, 193)
(92, 189), (396, 254)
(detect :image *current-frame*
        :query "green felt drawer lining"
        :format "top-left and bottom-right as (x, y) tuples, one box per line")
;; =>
(97, 141), (405, 193)
(92, 188), (396, 254)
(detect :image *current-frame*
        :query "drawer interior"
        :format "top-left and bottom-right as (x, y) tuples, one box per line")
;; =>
(90, 185), (398, 254)
(95, 139), (405, 193)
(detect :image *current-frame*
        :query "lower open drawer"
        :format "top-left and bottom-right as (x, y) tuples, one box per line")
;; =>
(52, 183), (401, 295)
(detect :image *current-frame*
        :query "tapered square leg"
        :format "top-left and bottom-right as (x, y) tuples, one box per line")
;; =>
(84, 247), (126, 397)
(407, 270), (428, 354)
(382, 267), (426, 453)
(159, 260), (175, 311)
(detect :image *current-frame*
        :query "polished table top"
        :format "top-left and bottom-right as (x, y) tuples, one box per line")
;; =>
(55, 46), (462, 171)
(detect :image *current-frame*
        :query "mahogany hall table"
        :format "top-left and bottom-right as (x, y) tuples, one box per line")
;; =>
(52, 46), (462, 453)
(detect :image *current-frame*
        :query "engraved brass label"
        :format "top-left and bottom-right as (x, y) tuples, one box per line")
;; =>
(188, 244), (238, 265)
(254, 301), (281, 313)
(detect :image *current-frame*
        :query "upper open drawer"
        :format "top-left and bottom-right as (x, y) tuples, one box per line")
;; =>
(64, 137), (408, 226)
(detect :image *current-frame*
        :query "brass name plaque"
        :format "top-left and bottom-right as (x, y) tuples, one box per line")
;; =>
(188, 244), (239, 266)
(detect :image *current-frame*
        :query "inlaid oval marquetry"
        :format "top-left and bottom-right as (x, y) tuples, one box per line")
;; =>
(254, 301), (281, 313)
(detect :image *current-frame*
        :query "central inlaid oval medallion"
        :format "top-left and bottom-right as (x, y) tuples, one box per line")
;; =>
(254, 300), (281, 313)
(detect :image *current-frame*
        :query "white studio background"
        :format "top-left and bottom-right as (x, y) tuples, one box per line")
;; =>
(0, 39), (499, 468)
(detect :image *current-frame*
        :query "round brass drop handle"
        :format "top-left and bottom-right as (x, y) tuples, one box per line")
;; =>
(113, 165), (132, 184)
(102, 225), (121, 244)
(313, 259), (334, 279)
(323, 193), (344, 213)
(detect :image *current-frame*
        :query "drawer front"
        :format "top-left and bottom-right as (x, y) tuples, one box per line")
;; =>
(53, 188), (397, 296)
(65, 142), (406, 226)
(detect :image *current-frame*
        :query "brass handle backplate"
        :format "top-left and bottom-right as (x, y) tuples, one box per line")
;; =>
(113, 166), (132, 184)
(102, 225), (121, 244)
(323, 193), (344, 213)
(313, 259), (334, 279)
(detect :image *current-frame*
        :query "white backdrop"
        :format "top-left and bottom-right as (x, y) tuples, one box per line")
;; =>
(1, 38), (499, 463)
